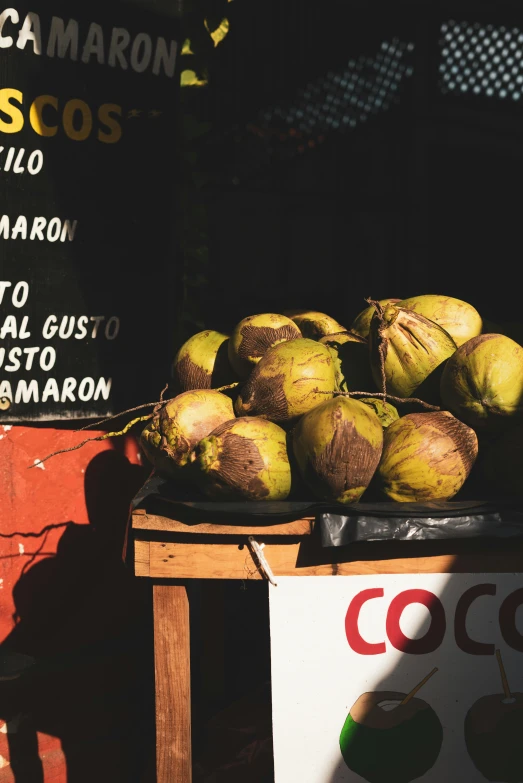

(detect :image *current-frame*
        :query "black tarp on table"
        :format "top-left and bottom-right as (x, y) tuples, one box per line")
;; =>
(130, 473), (523, 547)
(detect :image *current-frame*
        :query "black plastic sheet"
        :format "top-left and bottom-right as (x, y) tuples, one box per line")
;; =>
(130, 473), (320, 523)
(320, 501), (523, 547)
(130, 474), (523, 546)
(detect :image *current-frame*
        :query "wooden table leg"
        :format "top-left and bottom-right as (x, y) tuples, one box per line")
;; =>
(153, 583), (192, 783)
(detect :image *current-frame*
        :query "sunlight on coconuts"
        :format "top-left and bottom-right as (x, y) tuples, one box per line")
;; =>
(127, 292), (523, 506)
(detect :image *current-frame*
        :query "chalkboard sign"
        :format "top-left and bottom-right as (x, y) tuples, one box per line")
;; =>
(0, 1), (180, 421)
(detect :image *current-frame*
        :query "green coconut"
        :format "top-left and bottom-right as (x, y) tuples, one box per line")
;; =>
(369, 302), (457, 402)
(340, 691), (443, 783)
(440, 333), (523, 433)
(292, 396), (383, 503)
(351, 298), (401, 339)
(398, 294), (482, 347)
(359, 397), (400, 428)
(191, 416), (291, 500)
(227, 313), (302, 378)
(284, 309), (347, 340)
(140, 389), (234, 479)
(172, 330), (237, 392)
(376, 411), (478, 502)
(319, 331), (376, 393)
(235, 338), (336, 423)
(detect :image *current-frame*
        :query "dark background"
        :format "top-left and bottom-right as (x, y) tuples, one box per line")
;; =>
(178, 0), (523, 338)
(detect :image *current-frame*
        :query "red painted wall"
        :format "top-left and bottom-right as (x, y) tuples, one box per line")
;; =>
(0, 426), (152, 781)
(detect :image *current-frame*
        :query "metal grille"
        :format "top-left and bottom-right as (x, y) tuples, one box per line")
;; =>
(260, 38), (415, 134)
(204, 36), (415, 185)
(439, 20), (523, 101)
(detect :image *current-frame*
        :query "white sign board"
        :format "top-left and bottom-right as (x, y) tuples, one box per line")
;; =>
(269, 574), (523, 783)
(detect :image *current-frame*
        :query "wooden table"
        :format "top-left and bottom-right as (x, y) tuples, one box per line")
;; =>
(128, 506), (523, 783)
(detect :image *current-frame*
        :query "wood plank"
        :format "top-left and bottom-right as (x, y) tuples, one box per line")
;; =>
(153, 584), (192, 783)
(135, 540), (150, 577)
(144, 540), (523, 580)
(132, 512), (314, 536)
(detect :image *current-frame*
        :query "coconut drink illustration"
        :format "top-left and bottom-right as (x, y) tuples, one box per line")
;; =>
(465, 650), (523, 782)
(339, 668), (442, 782)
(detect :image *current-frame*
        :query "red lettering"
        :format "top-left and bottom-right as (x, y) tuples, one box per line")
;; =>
(500, 588), (523, 652)
(345, 589), (386, 655)
(344, 584), (523, 658)
(455, 584), (496, 655)
(386, 589), (446, 654)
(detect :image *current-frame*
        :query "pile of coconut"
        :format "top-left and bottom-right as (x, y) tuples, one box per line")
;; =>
(135, 296), (523, 504)
(53, 296), (523, 505)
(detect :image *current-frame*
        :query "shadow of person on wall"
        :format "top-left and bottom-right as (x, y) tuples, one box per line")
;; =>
(0, 447), (154, 783)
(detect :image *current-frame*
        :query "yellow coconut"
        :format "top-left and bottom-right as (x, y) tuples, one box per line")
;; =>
(319, 331), (376, 393)
(172, 330), (237, 392)
(351, 298), (401, 339)
(440, 333), (523, 432)
(227, 313), (302, 378)
(369, 302), (457, 401)
(284, 310), (347, 340)
(235, 338), (336, 422)
(358, 397), (400, 428)
(192, 416), (291, 500)
(376, 411), (478, 502)
(398, 295), (482, 347)
(140, 389), (234, 479)
(292, 396), (383, 503)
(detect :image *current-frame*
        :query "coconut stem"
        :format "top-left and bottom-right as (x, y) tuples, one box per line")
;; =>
(33, 379), (241, 470)
(213, 382), (240, 392)
(400, 667), (438, 705)
(316, 390), (441, 411)
(365, 297), (385, 320)
(27, 414), (153, 469)
(28, 377), (242, 469)
(75, 382), (170, 434)
(496, 649), (512, 700)
(76, 401), (162, 433)
(365, 297), (388, 402)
